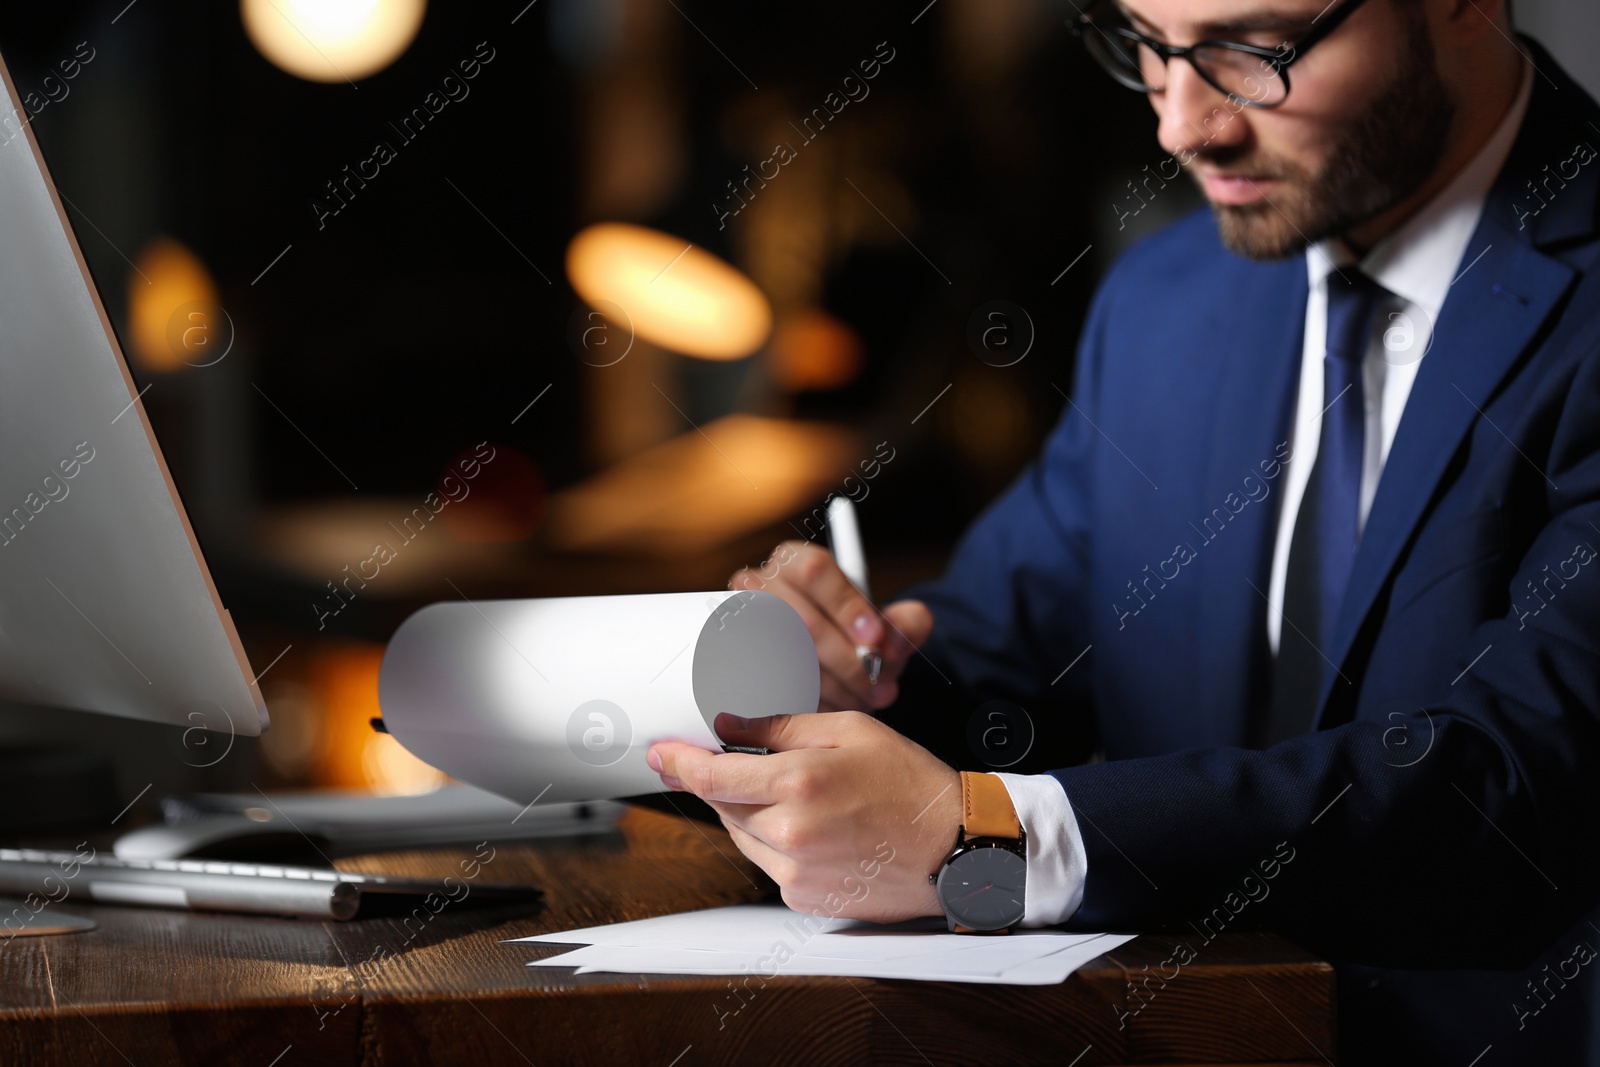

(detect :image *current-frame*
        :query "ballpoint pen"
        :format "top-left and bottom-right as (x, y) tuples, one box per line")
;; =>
(825, 495), (883, 686)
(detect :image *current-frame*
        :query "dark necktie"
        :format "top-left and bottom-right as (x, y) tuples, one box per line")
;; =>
(1262, 270), (1387, 747)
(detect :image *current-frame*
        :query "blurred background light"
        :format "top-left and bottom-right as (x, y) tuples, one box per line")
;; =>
(309, 643), (446, 795)
(566, 222), (772, 360)
(240, 0), (427, 83)
(127, 235), (220, 373)
(360, 730), (448, 796)
(542, 414), (860, 555)
(768, 308), (864, 392)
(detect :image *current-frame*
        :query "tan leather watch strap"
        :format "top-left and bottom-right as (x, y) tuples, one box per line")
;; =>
(960, 771), (1020, 841)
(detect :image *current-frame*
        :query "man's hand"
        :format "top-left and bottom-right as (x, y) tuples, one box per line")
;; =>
(647, 711), (962, 923)
(731, 541), (935, 713)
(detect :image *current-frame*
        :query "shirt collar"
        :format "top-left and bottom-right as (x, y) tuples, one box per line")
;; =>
(1306, 59), (1534, 318)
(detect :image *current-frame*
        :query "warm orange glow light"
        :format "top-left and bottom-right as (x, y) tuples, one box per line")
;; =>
(127, 236), (222, 374)
(240, 0), (427, 84)
(769, 309), (864, 392)
(543, 415), (863, 554)
(310, 643), (446, 796)
(566, 223), (772, 360)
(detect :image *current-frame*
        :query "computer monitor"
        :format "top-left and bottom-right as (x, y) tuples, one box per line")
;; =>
(0, 49), (266, 743)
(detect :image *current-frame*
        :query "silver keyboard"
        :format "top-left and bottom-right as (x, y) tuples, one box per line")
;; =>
(0, 846), (538, 922)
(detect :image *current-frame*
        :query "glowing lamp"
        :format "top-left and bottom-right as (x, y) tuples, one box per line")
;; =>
(566, 223), (772, 360)
(240, 0), (427, 84)
(127, 236), (222, 373)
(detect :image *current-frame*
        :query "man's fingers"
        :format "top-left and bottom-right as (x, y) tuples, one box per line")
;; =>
(819, 668), (900, 714)
(755, 569), (879, 701)
(732, 543), (920, 707)
(714, 710), (876, 751)
(784, 541), (883, 648)
(819, 668), (869, 714)
(710, 792), (820, 861)
(722, 820), (800, 886)
(729, 567), (765, 593)
(647, 743), (781, 804)
(808, 610), (880, 700)
(766, 540), (882, 648)
(880, 600), (934, 667)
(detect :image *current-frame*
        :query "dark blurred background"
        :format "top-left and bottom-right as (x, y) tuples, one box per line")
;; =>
(0, 0), (1593, 809)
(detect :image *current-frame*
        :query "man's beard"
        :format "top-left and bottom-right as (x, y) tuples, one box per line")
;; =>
(1195, 27), (1457, 260)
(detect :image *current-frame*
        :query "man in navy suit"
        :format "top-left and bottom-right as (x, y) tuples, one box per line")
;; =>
(649, 0), (1600, 1058)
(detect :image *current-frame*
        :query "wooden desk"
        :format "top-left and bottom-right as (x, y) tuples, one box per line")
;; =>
(0, 807), (1336, 1066)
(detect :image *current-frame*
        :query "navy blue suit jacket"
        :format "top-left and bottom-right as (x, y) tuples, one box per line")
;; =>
(886, 40), (1600, 1063)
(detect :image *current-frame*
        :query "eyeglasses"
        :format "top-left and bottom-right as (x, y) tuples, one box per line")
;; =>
(1070, 0), (1374, 109)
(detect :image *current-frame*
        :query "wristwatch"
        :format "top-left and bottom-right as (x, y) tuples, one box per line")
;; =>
(930, 771), (1027, 933)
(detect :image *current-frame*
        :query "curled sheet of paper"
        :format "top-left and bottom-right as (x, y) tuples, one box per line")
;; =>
(378, 590), (819, 804)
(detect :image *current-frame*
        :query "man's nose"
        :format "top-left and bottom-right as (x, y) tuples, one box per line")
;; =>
(1155, 60), (1250, 160)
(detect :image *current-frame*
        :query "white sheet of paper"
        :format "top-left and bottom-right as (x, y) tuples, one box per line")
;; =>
(510, 902), (1137, 985)
(523, 937), (1133, 985)
(526, 933), (1098, 973)
(514, 904), (1108, 960)
(378, 590), (819, 804)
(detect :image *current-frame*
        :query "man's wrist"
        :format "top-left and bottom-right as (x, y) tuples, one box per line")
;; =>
(917, 767), (964, 917)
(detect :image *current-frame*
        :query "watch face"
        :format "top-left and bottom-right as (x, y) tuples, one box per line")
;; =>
(936, 845), (1027, 931)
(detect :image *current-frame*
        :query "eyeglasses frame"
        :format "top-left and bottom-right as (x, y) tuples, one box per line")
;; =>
(1070, 0), (1376, 109)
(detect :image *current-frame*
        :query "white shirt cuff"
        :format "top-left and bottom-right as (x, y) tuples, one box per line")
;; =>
(994, 772), (1087, 928)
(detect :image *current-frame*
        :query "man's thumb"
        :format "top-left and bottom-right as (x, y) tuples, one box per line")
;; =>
(881, 600), (934, 662)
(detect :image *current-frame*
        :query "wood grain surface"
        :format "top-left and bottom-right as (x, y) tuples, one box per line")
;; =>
(0, 806), (1336, 1066)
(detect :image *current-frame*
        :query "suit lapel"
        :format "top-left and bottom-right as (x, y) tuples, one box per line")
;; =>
(1315, 220), (1576, 719)
(1198, 261), (1307, 745)
(1309, 39), (1600, 719)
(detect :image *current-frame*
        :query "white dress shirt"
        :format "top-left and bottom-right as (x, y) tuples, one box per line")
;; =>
(998, 62), (1534, 928)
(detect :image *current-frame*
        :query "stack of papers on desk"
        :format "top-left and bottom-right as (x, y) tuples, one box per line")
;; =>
(510, 903), (1138, 985)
